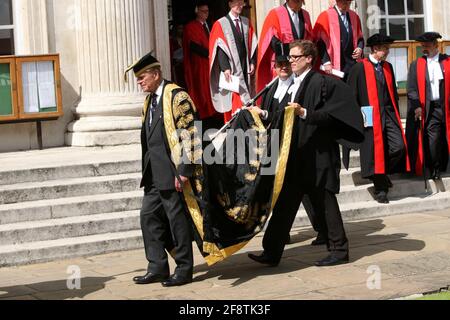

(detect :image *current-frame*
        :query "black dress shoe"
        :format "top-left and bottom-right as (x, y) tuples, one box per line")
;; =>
(133, 272), (169, 285)
(432, 169), (441, 180)
(311, 233), (327, 246)
(248, 253), (279, 267)
(315, 254), (349, 267)
(375, 192), (389, 204)
(161, 274), (192, 287)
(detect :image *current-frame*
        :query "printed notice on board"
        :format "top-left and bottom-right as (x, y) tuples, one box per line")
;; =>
(37, 61), (57, 110)
(22, 61), (56, 113)
(22, 62), (40, 113)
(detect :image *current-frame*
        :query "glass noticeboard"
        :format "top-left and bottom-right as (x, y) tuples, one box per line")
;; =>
(0, 54), (63, 123)
(16, 55), (62, 120)
(21, 61), (57, 114)
(0, 57), (18, 121)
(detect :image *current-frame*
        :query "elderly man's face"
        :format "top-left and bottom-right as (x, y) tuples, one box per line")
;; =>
(274, 61), (293, 80)
(137, 70), (160, 93)
(421, 41), (439, 57)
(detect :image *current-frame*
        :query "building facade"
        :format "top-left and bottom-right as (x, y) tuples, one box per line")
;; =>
(0, 0), (449, 152)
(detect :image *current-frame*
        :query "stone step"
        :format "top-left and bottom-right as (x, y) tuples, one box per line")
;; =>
(0, 191), (142, 225)
(0, 173), (141, 205)
(0, 160), (141, 186)
(0, 211), (140, 246)
(2, 190), (450, 267)
(336, 176), (449, 204)
(295, 189), (450, 228)
(0, 230), (143, 267)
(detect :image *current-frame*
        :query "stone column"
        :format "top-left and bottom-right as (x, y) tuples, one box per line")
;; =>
(66, 0), (169, 146)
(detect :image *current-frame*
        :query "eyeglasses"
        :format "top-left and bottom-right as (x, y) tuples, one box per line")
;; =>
(288, 54), (306, 61)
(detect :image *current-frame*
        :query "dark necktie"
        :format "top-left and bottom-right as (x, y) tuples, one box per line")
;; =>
(203, 23), (210, 37)
(341, 12), (350, 33)
(149, 93), (158, 127)
(375, 63), (385, 85)
(234, 18), (242, 37)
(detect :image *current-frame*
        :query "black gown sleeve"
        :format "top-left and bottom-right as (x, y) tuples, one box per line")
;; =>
(217, 47), (231, 72)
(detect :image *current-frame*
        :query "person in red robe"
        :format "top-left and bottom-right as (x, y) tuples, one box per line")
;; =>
(183, 1), (222, 130)
(314, 0), (364, 81)
(406, 32), (450, 180)
(209, 0), (258, 123)
(347, 34), (410, 204)
(256, 0), (313, 93)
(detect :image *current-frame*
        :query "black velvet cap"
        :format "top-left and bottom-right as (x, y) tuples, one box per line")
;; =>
(416, 32), (442, 42)
(366, 34), (395, 47)
(124, 52), (161, 82)
(275, 43), (291, 63)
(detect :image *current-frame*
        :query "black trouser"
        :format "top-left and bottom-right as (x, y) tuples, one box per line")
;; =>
(262, 151), (348, 262)
(425, 101), (445, 172)
(302, 193), (327, 235)
(140, 184), (193, 278)
(373, 110), (406, 193)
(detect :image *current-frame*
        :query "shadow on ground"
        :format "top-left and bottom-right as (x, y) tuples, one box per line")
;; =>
(193, 219), (426, 287)
(0, 269), (145, 300)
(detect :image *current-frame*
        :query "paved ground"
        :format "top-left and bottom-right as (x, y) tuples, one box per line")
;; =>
(1, 209), (450, 300)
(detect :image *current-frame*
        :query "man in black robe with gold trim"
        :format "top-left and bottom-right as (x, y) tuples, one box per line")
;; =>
(248, 40), (364, 267)
(125, 52), (200, 287)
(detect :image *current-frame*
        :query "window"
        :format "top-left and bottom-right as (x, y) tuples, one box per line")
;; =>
(376, 0), (425, 40)
(0, 0), (14, 55)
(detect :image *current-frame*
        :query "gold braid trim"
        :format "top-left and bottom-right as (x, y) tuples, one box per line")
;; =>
(163, 83), (227, 266)
(271, 106), (295, 210)
(141, 95), (151, 123)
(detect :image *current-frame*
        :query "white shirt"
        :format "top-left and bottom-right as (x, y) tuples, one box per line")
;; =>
(229, 11), (242, 33)
(286, 5), (301, 38)
(335, 5), (350, 32)
(154, 80), (165, 105)
(427, 53), (443, 101)
(149, 80), (164, 126)
(274, 75), (294, 103)
(369, 54), (380, 65)
(288, 68), (312, 119)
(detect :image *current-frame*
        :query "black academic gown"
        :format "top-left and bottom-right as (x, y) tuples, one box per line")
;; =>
(406, 54), (450, 176)
(296, 71), (364, 194)
(140, 82), (195, 190)
(261, 70), (363, 262)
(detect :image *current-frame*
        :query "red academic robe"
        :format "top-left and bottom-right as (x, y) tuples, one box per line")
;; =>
(412, 57), (450, 175)
(256, 6), (313, 93)
(183, 20), (217, 120)
(362, 58), (411, 174)
(209, 16), (258, 123)
(314, 7), (363, 71)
